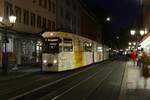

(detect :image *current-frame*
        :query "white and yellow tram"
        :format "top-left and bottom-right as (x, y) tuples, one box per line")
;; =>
(42, 31), (109, 72)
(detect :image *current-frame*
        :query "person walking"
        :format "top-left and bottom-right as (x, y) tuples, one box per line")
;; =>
(130, 50), (137, 66)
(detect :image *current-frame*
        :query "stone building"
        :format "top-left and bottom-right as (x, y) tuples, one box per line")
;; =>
(0, 0), (56, 67)
(143, 0), (150, 33)
(0, 0), (103, 68)
(56, 0), (81, 35)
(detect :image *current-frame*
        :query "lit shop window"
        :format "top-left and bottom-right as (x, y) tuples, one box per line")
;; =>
(3, 38), (13, 52)
(36, 41), (42, 53)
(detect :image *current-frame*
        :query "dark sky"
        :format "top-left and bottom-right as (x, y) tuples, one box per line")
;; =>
(82, 0), (140, 48)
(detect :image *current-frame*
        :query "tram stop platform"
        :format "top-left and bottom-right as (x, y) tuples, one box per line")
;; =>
(119, 61), (150, 100)
(0, 65), (41, 81)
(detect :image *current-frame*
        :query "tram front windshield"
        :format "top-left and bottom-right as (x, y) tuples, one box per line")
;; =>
(43, 38), (61, 53)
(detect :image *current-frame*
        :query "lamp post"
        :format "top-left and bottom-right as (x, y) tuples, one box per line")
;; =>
(0, 15), (16, 74)
(106, 17), (111, 22)
(130, 29), (144, 51)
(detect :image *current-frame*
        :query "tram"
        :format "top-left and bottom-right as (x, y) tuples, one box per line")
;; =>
(42, 31), (109, 72)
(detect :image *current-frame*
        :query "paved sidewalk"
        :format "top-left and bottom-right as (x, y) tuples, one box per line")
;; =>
(0, 66), (41, 81)
(119, 61), (150, 100)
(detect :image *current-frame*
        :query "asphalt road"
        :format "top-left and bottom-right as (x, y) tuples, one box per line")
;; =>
(0, 61), (126, 100)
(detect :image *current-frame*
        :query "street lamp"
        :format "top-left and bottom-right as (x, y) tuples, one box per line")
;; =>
(130, 29), (145, 51)
(130, 29), (145, 36)
(128, 42), (132, 45)
(140, 30), (145, 36)
(106, 17), (111, 22)
(0, 15), (16, 74)
(133, 42), (136, 46)
(130, 30), (136, 36)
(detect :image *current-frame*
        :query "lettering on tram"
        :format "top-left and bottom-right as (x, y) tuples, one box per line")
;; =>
(43, 38), (61, 53)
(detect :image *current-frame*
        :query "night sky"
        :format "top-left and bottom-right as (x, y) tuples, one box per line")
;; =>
(82, 0), (140, 49)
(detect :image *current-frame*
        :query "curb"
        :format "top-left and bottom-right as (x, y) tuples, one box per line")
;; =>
(118, 62), (128, 100)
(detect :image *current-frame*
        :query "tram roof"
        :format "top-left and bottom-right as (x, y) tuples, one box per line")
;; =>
(42, 31), (94, 42)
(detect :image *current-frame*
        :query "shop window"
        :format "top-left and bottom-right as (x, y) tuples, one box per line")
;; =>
(32, 0), (36, 3)
(23, 9), (29, 25)
(44, 0), (47, 8)
(15, 6), (22, 23)
(48, 20), (52, 30)
(48, 0), (51, 11)
(65, 11), (71, 21)
(39, 0), (42, 6)
(52, 2), (56, 14)
(60, 7), (64, 17)
(63, 38), (73, 52)
(42, 18), (46, 28)
(52, 21), (55, 30)
(31, 13), (36, 27)
(3, 38), (13, 53)
(66, 0), (70, 6)
(4, 1), (12, 19)
(37, 15), (41, 28)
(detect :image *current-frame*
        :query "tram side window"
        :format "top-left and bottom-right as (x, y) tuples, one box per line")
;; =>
(43, 38), (61, 53)
(63, 38), (73, 52)
(84, 42), (92, 52)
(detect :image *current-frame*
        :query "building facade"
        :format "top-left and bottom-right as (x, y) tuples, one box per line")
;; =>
(143, 0), (150, 33)
(0, 0), (103, 68)
(80, 7), (101, 42)
(56, 0), (81, 34)
(56, 0), (101, 42)
(0, 0), (56, 67)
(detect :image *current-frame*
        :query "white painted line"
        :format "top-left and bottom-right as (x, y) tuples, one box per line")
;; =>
(10, 62), (105, 100)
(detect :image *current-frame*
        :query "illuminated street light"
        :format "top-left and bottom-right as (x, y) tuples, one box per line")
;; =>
(0, 17), (3, 22)
(145, 28), (148, 34)
(130, 29), (145, 36)
(130, 29), (145, 50)
(128, 42), (131, 45)
(133, 42), (136, 45)
(106, 17), (111, 21)
(130, 30), (136, 36)
(9, 15), (16, 24)
(128, 46), (131, 49)
(140, 30), (145, 36)
(132, 46), (135, 49)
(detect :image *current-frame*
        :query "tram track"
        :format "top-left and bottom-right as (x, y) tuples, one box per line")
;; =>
(9, 61), (113, 100)
(9, 61), (117, 100)
(0, 61), (108, 99)
(51, 67), (113, 100)
(50, 62), (121, 100)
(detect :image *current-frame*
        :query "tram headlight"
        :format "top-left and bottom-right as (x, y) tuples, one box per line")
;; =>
(53, 59), (57, 64)
(43, 60), (47, 64)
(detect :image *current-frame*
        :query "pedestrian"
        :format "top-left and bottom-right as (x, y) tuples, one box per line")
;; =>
(140, 49), (150, 78)
(130, 50), (137, 66)
(141, 50), (148, 68)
